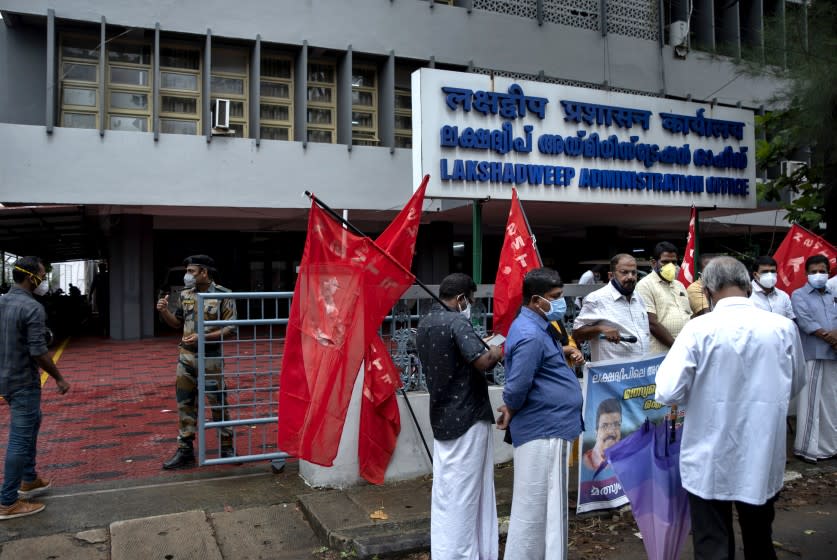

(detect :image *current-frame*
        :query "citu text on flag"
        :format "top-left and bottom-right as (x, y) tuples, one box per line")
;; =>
(358, 176), (427, 484)
(492, 187), (542, 337)
(772, 224), (837, 293)
(677, 206), (698, 288)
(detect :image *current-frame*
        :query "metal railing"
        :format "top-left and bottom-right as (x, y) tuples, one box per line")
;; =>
(196, 291), (292, 467)
(193, 283), (599, 465)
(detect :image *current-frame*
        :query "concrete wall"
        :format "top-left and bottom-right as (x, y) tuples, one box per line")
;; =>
(0, 124), (414, 210)
(0, 0), (788, 211)
(0, 23), (46, 125)
(0, 0), (786, 109)
(300, 369), (512, 489)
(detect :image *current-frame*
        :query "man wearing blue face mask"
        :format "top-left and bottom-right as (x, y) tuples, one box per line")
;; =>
(749, 256), (795, 320)
(497, 268), (584, 560)
(791, 254), (837, 464)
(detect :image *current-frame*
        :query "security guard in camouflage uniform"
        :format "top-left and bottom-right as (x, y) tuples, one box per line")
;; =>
(156, 255), (236, 469)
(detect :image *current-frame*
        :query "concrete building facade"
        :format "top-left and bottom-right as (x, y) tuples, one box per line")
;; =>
(0, 0), (801, 339)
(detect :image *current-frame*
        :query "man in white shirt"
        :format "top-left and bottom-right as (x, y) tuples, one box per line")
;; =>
(749, 256), (795, 320)
(574, 264), (606, 310)
(635, 241), (692, 355)
(827, 273), (837, 295)
(655, 257), (805, 560)
(573, 254), (650, 362)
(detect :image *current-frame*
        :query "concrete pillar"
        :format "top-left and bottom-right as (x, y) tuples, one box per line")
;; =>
(415, 222), (453, 283)
(109, 215), (155, 340)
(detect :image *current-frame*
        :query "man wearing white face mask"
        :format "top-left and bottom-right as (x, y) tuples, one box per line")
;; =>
(416, 273), (503, 560)
(156, 254), (237, 469)
(0, 257), (70, 520)
(749, 256), (795, 320)
(635, 241), (692, 355)
(791, 254), (837, 464)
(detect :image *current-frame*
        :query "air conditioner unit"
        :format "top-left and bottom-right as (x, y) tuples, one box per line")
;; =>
(781, 160), (807, 203)
(213, 98), (230, 129)
(780, 160), (805, 177)
(670, 20), (688, 46)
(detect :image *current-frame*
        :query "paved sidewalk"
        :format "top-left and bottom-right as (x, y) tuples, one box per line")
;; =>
(2, 459), (836, 559)
(2, 337), (836, 558)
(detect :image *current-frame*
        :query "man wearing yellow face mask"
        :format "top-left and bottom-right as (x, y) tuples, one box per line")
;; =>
(636, 241), (693, 355)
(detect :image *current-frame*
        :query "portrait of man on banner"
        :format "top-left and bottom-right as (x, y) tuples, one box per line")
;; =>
(577, 353), (673, 514)
(582, 397), (623, 477)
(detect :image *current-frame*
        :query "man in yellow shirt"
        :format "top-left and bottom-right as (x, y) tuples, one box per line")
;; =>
(636, 241), (692, 355)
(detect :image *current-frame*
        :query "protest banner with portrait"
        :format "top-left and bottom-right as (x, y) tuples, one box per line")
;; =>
(577, 353), (681, 513)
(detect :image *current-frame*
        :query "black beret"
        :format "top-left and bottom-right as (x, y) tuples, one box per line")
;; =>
(183, 254), (215, 268)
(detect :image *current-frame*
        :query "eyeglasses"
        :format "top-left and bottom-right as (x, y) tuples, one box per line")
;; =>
(598, 421), (621, 431)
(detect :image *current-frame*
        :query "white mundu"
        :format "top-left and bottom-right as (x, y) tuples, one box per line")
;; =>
(430, 421), (498, 560)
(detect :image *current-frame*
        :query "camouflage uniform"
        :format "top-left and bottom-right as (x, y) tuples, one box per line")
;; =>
(173, 282), (236, 450)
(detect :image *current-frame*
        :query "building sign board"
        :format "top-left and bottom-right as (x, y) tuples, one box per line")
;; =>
(412, 68), (756, 209)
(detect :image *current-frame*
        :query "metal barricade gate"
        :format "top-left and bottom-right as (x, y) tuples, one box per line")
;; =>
(193, 284), (596, 468)
(195, 291), (293, 467)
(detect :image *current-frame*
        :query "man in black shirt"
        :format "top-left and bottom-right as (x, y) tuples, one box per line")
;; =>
(416, 273), (503, 559)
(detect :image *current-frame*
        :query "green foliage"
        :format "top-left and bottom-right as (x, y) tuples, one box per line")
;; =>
(743, 4), (837, 236)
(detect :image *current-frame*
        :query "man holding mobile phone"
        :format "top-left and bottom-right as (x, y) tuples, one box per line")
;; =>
(416, 273), (504, 560)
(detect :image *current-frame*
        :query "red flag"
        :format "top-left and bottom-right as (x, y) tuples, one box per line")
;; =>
(358, 176), (427, 484)
(677, 207), (697, 287)
(493, 188), (542, 337)
(773, 224), (837, 293)
(278, 202), (414, 467)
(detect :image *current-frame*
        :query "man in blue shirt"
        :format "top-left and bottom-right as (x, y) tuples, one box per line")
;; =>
(791, 254), (837, 463)
(0, 256), (70, 520)
(497, 268), (584, 560)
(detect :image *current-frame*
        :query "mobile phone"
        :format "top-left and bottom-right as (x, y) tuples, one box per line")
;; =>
(484, 333), (506, 346)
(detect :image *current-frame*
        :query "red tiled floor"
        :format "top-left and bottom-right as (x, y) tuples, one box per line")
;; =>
(0, 335), (279, 488)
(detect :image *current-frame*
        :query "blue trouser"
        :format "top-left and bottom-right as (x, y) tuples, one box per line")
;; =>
(1, 386), (42, 506)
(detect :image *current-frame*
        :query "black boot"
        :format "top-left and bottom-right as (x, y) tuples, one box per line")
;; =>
(220, 446), (236, 459)
(162, 446), (195, 470)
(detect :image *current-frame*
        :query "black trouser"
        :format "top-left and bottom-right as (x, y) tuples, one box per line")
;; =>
(688, 491), (779, 560)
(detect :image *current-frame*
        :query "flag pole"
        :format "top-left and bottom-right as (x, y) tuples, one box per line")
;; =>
(305, 187), (447, 310)
(513, 188), (544, 267)
(693, 207), (701, 277)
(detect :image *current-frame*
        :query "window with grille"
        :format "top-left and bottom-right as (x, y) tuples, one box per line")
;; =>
(260, 55), (294, 142)
(159, 45), (201, 135)
(211, 48), (249, 137)
(106, 41), (152, 132)
(394, 88), (412, 149)
(306, 60), (337, 143)
(59, 35), (100, 130)
(351, 65), (379, 146)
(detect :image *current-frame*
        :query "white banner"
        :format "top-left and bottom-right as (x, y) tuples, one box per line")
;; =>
(412, 68), (756, 209)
